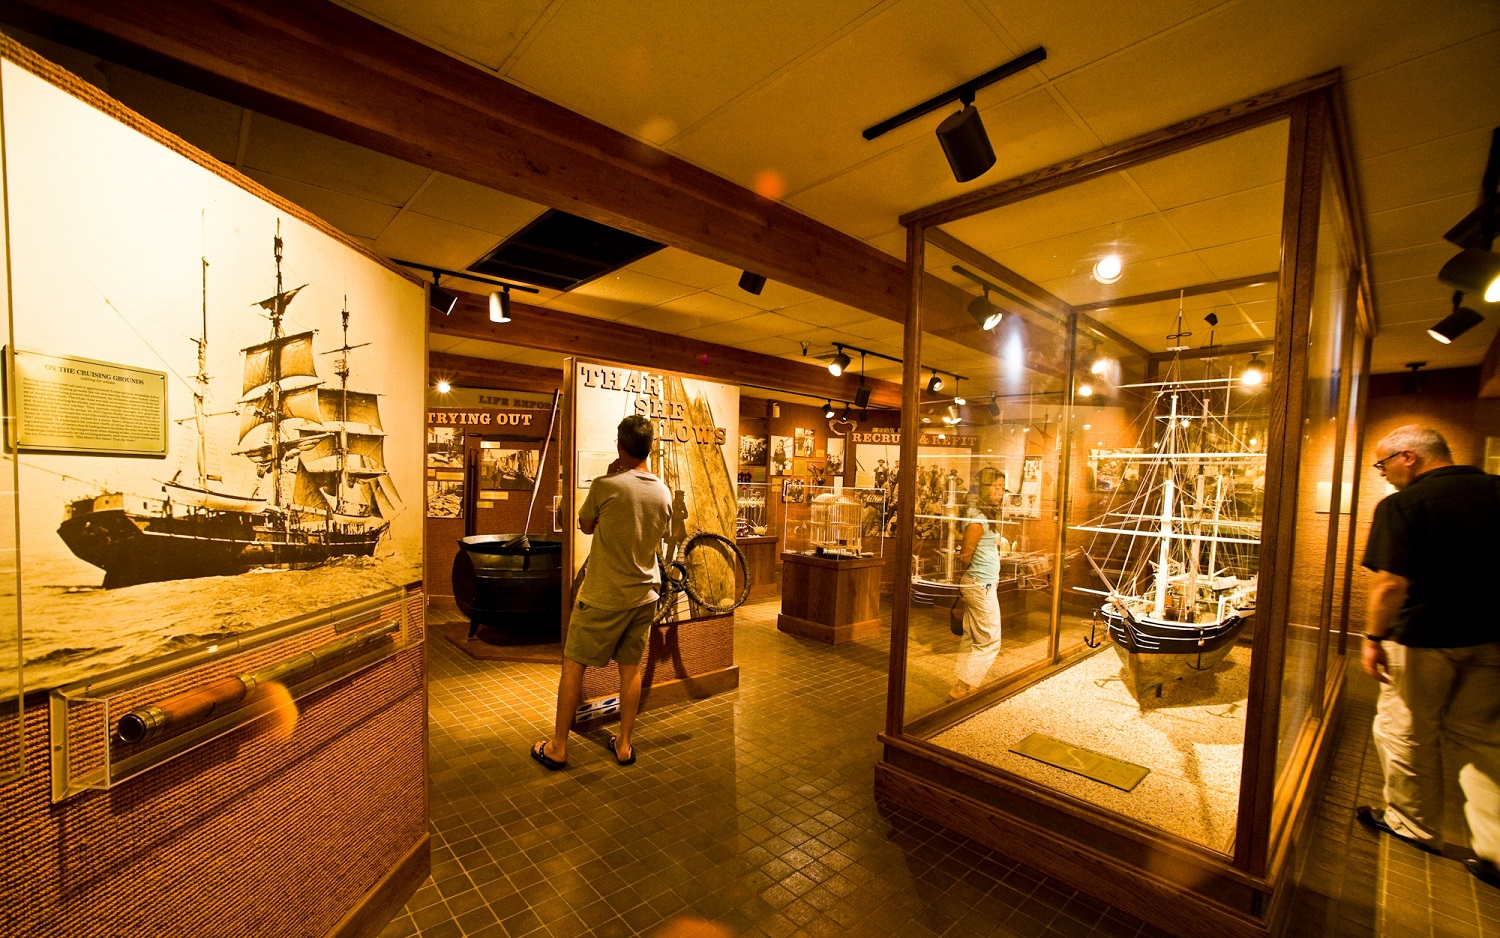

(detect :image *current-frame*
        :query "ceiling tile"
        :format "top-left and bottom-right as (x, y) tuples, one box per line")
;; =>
(626, 248), (739, 290)
(671, 0), (1038, 193)
(1342, 28), (1500, 159)
(617, 290), (763, 333)
(1125, 121), (1290, 211)
(1370, 320), (1492, 372)
(1358, 126), (1496, 215)
(940, 171), (1155, 257)
(1195, 236), (1283, 282)
(334, 0), (553, 71)
(406, 174), (548, 236)
(242, 115), (431, 205)
(977, 0), (1223, 78)
(242, 170), (399, 241)
(540, 271), (699, 320)
(708, 278), (819, 310)
(777, 298), (884, 329)
(372, 212), (504, 270)
(508, 0), (878, 144)
(1163, 184), (1284, 251)
(680, 312), (807, 344)
(1364, 194), (1476, 257)
(1368, 241), (1465, 289)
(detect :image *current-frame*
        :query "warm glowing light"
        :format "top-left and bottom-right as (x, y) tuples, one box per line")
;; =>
(1090, 357), (1110, 376)
(753, 169), (787, 200)
(954, 396), (966, 406)
(1241, 368), (1264, 387)
(1093, 254), (1123, 284)
(262, 682), (299, 742)
(1077, 383), (1093, 397)
(435, 380), (452, 394)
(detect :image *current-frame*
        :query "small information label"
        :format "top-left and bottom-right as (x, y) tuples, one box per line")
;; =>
(9, 348), (167, 456)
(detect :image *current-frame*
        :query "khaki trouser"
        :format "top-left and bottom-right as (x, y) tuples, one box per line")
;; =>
(1372, 641), (1500, 861)
(954, 575), (1002, 688)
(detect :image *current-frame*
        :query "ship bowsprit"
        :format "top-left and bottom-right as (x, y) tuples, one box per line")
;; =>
(58, 493), (386, 589)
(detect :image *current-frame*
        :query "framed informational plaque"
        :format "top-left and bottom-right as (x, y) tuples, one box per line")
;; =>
(8, 348), (167, 456)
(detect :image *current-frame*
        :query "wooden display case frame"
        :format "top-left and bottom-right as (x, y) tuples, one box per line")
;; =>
(878, 72), (1374, 938)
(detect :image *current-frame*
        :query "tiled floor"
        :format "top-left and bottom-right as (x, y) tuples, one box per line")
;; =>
(379, 597), (1500, 937)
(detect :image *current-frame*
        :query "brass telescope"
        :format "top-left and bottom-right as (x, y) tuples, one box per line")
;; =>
(115, 620), (401, 745)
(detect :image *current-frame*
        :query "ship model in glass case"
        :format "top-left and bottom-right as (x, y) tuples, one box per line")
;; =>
(1073, 360), (1263, 700)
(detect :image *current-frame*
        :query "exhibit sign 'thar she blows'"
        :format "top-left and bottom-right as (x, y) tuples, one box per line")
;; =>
(0, 55), (425, 691)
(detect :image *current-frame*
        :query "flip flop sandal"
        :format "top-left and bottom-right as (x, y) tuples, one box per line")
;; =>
(530, 740), (567, 771)
(609, 734), (636, 766)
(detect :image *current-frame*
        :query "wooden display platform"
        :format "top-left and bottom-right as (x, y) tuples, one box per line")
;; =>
(777, 551), (882, 644)
(737, 535), (780, 602)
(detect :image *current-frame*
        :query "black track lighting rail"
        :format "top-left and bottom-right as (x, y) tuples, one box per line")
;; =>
(391, 259), (540, 294)
(830, 342), (965, 384)
(862, 47), (1047, 141)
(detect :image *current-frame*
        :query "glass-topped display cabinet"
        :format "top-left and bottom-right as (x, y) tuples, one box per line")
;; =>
(735, 482), (770, 537)
(781, 484), (886, 557)
(877, 76), (1368, 938)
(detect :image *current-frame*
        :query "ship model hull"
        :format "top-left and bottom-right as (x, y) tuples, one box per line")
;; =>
(59, 494), (384, 589)
(1102, 599), (1252, 699)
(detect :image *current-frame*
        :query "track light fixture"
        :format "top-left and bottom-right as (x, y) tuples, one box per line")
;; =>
(430, 274), (458, 316)
(951, 377), (964, 406)
(1428, 291), (1484, 344)
(854, 380), (871, 409)
(967, 289), (1003, 331)
(862, 48), (1046, 184)
(927, 370), (944, 393)
(488, 288), (512, 323)
(1240, 353), (1267, 388)
(828, 345), (851, 377)
(823, 401), (837, 419)
(987, 396), (1001, 418)
(738, 271), (766, 295)
(1438, 250), (1500, 304)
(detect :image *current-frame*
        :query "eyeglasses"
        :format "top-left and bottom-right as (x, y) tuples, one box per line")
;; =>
(1372, 451), (1409, 472)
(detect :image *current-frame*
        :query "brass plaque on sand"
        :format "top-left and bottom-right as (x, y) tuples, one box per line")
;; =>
(1010, 733), (1149, 792)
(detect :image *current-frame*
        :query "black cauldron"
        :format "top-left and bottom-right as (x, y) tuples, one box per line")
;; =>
(451, 535), (563, 643)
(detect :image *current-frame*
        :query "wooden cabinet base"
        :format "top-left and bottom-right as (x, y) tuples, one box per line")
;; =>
(778, 552), (883, 645)
(777, 612), (879, 644)
(328, 833), (429, 938)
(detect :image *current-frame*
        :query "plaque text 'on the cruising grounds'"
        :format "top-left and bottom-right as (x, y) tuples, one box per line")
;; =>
(9, 348), (167, 456)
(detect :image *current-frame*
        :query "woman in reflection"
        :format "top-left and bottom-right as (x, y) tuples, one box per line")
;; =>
(951, 467), (1005, 700)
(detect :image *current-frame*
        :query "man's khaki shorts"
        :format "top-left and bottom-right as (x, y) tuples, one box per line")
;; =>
(564, 599), (655, 667)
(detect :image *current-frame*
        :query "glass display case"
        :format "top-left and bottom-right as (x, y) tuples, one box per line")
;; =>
(781, 484), (885, 557)
(875, 76), (1368, 937)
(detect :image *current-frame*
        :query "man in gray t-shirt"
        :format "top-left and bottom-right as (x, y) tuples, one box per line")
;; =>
(532, 415), (671, 771)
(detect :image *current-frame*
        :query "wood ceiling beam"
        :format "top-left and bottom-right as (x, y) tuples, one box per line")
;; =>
(1479, 329), (1500, 399)
(3, 0), (909, 321)
(430, 293), (906, 409)
(1072, 272), (1280, 313)
(429, 354), (560, 394)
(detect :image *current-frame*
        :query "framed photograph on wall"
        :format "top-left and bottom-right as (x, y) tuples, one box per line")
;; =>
(769, 436), (793, 475)
(739, 435), (768, 467)
(825, 437), (845, 476)
(794, 427), (815, 457)
(426, 478), (464, 518)
(478, 443), (537, 496)
(427, 426), (462, 468)
(781, 478), (806, 503)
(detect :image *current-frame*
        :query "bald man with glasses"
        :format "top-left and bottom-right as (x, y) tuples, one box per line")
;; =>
(1357, 424), (1500, 888)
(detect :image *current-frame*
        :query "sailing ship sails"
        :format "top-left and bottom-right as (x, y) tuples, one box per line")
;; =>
(1073, 362), (1263, 700)
(57, 223), (401, 588)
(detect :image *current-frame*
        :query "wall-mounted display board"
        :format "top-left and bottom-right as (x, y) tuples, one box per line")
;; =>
(879, 75), (1368, 938)
(0, 50), (426, 697)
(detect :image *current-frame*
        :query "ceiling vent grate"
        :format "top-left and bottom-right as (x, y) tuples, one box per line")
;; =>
(469, 210), (663, 291)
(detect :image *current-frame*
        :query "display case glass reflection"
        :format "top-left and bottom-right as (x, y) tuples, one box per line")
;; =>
(781, 485), (885, 557)
(735, 482), (770, 536)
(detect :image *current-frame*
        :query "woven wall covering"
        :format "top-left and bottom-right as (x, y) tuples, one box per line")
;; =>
(0, 593), (427, 938)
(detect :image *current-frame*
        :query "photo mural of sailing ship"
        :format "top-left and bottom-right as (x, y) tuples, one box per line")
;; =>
(1072, 351), (1266, 700)
(1, 51), (426, 691)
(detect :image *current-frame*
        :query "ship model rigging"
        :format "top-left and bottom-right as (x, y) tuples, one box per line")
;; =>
(1073, 316), (1263, 700)
(58, 223), (401, 588)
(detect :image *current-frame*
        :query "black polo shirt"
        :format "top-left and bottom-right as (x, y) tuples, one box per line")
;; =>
(1362, 465), (1500, 647)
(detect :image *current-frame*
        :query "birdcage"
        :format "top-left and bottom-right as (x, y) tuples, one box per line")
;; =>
(809, 489), (863, 554)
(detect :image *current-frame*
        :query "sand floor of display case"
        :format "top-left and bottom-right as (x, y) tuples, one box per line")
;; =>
(931, 643), (1250, 851)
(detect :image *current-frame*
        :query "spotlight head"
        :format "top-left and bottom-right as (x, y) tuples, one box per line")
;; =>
(1438, 249), (1500, 303)
(1077, 383), (1093, 398)
(430, 285), (458, 316)
(1240, 353), (1267, 388)
(967, 292), (1002, 331)
(488, 289), (512, 323)
(435, 380), (452, 394)
(854, 383), (872, 409)
(828, 347), (851, 377)
(935, 103), (996, 184)
(1428, 297), (1484, 344)
(926, 371), (944, 393)
(738, 271), (767, 295)
(986, 397), (1000, 418)
(822, 401), (836, 419)
(1203, 312), (1219, 327)
(1092, 255), (1123, 284)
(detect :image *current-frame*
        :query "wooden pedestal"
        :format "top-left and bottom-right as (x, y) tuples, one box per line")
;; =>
(777, 552), (882, 644)
(737, 535), (780, 602)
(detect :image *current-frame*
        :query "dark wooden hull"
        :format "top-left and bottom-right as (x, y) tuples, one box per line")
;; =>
(57, 505), (384, 589)
(1103, 603), (1252, 700)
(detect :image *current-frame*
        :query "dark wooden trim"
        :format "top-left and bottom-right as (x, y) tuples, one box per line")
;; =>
(1337, 334), (1373, 655)
(430, 294), (906, 408)
(1234, 91), (1327, 879)
(325, 833), (430, 938)
(1325, 79), (1376, 336)
(886, 224), (924, 737)
(429, 353), (560, 393)
(902, 72), (1338, 228)
(2, 0), (909, 320)
(1073, 273), (1280, 313)
(1266, 660), (1346, 876)
(874, 762), (1276, 938)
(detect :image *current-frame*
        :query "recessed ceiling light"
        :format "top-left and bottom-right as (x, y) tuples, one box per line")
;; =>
(1093, 255), (1123, 284)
